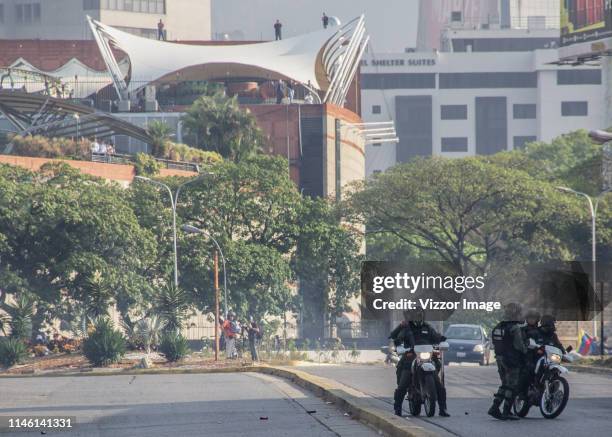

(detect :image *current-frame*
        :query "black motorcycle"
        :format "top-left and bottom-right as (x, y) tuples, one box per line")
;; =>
(396, 342), (448, 417)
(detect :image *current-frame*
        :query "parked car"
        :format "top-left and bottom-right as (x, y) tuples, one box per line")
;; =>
(444, 324), (491, 366)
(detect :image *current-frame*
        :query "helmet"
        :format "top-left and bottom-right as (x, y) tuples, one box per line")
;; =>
(540, 314), (556, 328)
(503, 302), (522, 321)
(525, 310), (541, 324)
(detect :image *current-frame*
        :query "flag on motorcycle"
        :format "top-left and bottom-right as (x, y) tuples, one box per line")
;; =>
(578, 330), (593, 355)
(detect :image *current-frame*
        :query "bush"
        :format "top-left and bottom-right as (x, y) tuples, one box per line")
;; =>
(159, 332), (190, 362)
(0, 337), (28, 368)
(10, 135), (91, 160)
(82, 318), (126, 367)
(134, 153), (161, 176)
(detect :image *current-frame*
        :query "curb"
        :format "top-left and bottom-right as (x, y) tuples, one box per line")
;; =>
(259, 366), (437, 437)
(567, 364), (612, 376)
(0, 364), (438, 437)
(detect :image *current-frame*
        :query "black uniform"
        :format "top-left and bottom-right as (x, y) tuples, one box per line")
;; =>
(490, 320), (527, 419)
(519, 322), (542, 397)
(389, 322), (447, 415)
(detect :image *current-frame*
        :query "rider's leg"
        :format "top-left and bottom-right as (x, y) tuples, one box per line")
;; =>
(393, 366), (411, 415)
(501, 366), (520, 420)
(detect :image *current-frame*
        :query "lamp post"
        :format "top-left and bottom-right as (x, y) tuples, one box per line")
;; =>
(135, 175), (208, 287)
(181, 224), (228, 318)
(557, 186), (611, 351)
(73, 113), (80, 142)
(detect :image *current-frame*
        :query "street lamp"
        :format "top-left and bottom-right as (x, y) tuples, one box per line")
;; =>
(73, 113), (80, 141)
(557, 186), (611, 346)
(135, 174), (209, 287)
(181, 224), (228, 318)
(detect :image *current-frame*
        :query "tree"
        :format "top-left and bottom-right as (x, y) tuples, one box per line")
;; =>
(181, 93), (263, 161)
(0, 162), (158, 332)
(348, 157), (582, 278)
(293, 198), (363, 339)
(146, 121), (172, 158)
(152, 283), (193, 333)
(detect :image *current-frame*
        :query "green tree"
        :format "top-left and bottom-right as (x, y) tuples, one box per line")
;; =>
(348, 157), (581, 277)
(182, 93), (263, 161)
(147, 121), (172, 158)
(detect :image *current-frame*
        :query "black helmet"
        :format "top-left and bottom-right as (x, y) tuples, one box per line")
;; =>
(504, 302), (522, 321)
(525, 310), (541, 323)
(540, 314), (556, 327)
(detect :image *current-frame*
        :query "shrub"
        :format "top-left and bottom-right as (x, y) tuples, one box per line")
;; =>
(159, 332), (190, 362)
(10, 135), (91, 160)
(134, 153), (161, 176)
(82, 318), (126, 367)
(0, 337), (28, 368)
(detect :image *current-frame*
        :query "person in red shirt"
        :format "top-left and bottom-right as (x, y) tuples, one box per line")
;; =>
(222, 312), (239, 358)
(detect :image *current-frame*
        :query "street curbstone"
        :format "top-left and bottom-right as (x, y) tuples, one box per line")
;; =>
(567, 364), (612, 376)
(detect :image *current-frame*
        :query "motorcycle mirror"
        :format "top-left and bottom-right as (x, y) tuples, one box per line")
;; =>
(438, 341), (450, 351)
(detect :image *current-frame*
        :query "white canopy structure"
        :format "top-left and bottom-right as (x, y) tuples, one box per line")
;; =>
(87, 15), (369, 107)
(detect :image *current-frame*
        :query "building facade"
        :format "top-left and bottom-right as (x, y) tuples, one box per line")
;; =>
(361, 49), (604, 176)
(0, 0), (211, 40)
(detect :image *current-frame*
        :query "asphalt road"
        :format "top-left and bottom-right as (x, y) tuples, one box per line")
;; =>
(0, 373), (379, 437)
(296, 363), (612, 437)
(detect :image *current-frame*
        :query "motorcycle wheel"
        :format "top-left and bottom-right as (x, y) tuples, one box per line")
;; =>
(513, 395), (531, 417)
(408, 393), (422, 416)
(539, 375), (569, 419)
(423, 375), (437, 417)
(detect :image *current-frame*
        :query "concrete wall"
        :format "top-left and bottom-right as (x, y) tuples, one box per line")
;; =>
(0, 154), (196, 184)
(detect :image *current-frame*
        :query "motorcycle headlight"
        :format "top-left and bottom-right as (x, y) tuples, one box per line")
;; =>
(419, 352), (432, 360)
(473, 344), (484, 352)
(550, 353), (561, 364)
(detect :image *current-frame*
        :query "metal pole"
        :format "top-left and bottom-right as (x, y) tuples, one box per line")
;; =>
(588, 196), (597, 338)
(601, 281), (605, 358)
(214, 250), (220, 361)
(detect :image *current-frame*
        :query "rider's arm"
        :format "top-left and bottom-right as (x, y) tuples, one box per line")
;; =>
(550, 332), (567, 354)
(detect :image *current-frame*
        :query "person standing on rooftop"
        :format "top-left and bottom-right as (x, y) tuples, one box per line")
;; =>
(274, 19), (282, 40)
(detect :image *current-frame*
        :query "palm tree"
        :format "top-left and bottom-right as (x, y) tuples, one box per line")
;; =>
(1, 293), (35, 340)
(152, 283), (192, 333)
(181, 93), (262, 161)
(147, 120), (172, 158)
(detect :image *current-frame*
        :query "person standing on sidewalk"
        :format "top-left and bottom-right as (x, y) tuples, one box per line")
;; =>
(322, 13), (329, 29)
(222, 312), (239, 359)
(246, 319), (261, 362)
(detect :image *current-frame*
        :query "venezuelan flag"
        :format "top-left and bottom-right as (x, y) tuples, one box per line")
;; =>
(578, 330), (593, 355)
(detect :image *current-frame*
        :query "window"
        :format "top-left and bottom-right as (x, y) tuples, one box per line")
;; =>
(83, 0), (100, 9)
(372, 105), (381, 114)
(15, 3), (41, 23)
(361, 73), (436, 90)
(371, 143), (382, 147)
(513, 136), (537, 149)
(441, 105), (467, 120)
(451, 11), (462, 22)
(557, 70), (602, 85)
(439, 72), (537, 89)
(513, 104), (536, 119)
(561, 101), (588, 116)
(441, 137), (468, 152)
(96, 0), (165, 13)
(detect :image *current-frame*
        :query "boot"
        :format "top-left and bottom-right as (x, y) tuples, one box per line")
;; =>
(487, 397), (504, 420)
(393, 389), (403, 417)
(439, 406), (450, 417)
(502, 399), (519, 421)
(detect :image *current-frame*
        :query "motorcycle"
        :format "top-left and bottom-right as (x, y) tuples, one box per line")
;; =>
(514, 340), (572, 419)
(395, 342), (449, 417)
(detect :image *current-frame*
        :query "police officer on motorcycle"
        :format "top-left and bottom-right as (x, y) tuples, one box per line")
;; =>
(389, 310), (449, 417)
(488, 303), (527, 420)
(518, 310), (542, 400)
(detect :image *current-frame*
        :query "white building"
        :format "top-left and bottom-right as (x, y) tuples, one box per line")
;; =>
(362, 47), (604, 176)
(0, 0), (211, 40)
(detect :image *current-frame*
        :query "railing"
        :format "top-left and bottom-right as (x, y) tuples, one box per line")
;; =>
(91, 151), (199, 172)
